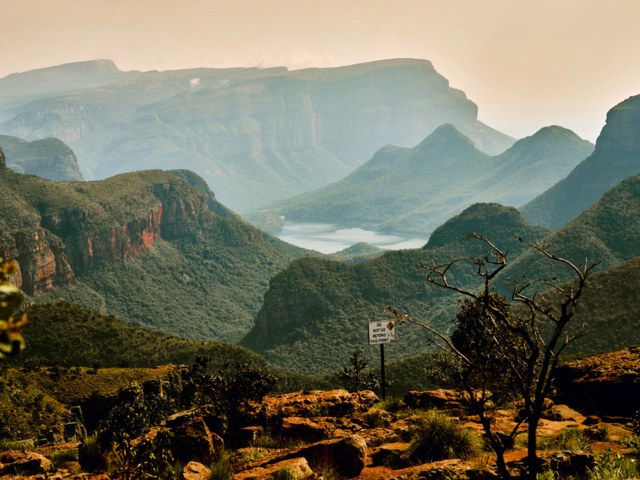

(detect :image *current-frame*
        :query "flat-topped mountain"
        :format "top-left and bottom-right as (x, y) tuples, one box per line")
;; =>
(261, 124), (592, 235)
(240, 203), (551, 375)
(0, 59), (514, 211)
(520, 93), (640, 229)
(0, 134), (85, 181)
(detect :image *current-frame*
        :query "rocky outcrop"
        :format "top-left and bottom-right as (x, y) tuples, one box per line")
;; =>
(0, 146), (5, 170)
(256, 389), (378, 420)
(11, 227), (75, 296)
(0, 451), (52, 476)
(554, 346), (640, 417)
(1, 170), (209, 295)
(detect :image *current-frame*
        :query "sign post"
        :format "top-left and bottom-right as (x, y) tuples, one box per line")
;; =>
(368, 320), (396, 400)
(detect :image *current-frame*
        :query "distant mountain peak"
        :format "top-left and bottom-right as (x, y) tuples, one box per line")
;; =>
(416, 123), (477, 151)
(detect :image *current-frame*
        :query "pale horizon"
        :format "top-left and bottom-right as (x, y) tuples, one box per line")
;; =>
(3, 0), (640, 142)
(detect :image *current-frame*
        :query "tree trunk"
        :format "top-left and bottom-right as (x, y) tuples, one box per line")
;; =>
(527, 414), (540, 480)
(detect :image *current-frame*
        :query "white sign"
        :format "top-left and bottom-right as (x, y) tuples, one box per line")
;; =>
(368, 321), (396, 345)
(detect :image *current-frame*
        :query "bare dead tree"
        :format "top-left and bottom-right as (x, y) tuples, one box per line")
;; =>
(387, 233), (599, 480)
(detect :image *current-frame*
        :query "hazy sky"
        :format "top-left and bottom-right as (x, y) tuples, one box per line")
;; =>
(2, 0), (639, 141)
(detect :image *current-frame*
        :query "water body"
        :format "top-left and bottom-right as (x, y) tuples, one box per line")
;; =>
(275, 221), (429, 254)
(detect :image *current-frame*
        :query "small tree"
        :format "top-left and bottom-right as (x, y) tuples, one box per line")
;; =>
(335, 350), (392, 394)
(387, 234), (598, 480)
(184, 357), (278, 434)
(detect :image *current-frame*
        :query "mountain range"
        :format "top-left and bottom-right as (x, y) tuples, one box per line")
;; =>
(241, 164), (640, 374)
(520, 93), (640, 229)
(0, 59), (515, 212)
(259, 124), (593, 235)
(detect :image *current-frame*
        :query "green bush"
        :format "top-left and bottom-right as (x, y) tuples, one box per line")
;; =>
(402, 410), (482, 463)
(207, 450), (234, 480)
(78, 433), (109, 473)
(45, 448), (78, 469)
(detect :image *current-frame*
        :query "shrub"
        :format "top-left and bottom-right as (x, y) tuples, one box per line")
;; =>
(335, 351), (392, 394)
(78, 433), (109, 473)
(585, 449), (640, 480)
(555, 427), (592, 451)
(402, 410), (482, 463)
(208, 450), (234, 480)
(45, 448), (78, 469)
(184, 358), (278, 434)
(374, 397), (405, 413)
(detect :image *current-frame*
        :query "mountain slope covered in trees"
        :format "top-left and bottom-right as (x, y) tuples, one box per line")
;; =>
(0, 134), (85, 181)
(240, 203), (552, 375)
(520, 94), (640, 229)
(260, 125), (592, 235)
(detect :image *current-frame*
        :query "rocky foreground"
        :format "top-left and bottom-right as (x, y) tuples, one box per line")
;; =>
(1, 348), (639, 480)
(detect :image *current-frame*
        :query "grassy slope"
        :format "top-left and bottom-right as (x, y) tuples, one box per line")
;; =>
(520, 94), (640, 229)
(240, 204), (552, 375)
(261, 125), (591, 235)
(0, 135), (85, 181)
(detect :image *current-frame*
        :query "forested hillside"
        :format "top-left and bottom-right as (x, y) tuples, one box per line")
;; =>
(261, 124), (592, 235)
(241, 203), (552, 375)
(0, 134), (85, 181)
(520, 93), (640, 229)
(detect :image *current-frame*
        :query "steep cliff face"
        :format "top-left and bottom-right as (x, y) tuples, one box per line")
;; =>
(0, 169), (206, 295)
(0, 58), (515, 211)
(520, 94), (640, 229)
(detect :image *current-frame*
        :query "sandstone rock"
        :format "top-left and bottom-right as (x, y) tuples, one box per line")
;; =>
(233, 457), (313, 480)
(404, 389), (468, 414)
(182, 461), (211, 480)
(281, 417), (335, 443)
(554, 346), (640, 416)
(370, 442), (411, 468)
(238, 434), (367, 478)
(292, 434), (367, 478)
(172, 416), (222, 464)
(258, 389), (378, 420)
(0, 451), (52, 475)
(583, 415), (601, 425)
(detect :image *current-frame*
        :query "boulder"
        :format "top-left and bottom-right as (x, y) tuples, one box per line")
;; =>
(237, 434), (368, 478)
(370, 442), (412, 468)
(281, 417), (335, 443)
(404, 389), (473, 414)
(292, 434), (367, 478)
(0, 451), (52, 475)
(182, 461), (211, 480)
(257, 389), (377, 421)
(172, 416), (223, 464)
(233, 457), (313, 480)
(554, 346), (640, 416)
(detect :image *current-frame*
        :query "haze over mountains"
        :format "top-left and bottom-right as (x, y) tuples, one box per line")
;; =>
(0, 134), (85, 181)
(0, 59), (514, 212)
(261, 124), (593, 235)
(520, 93), (640, 229)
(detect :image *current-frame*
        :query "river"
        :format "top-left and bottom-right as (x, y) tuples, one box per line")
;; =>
(275, 221), (428, 254)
